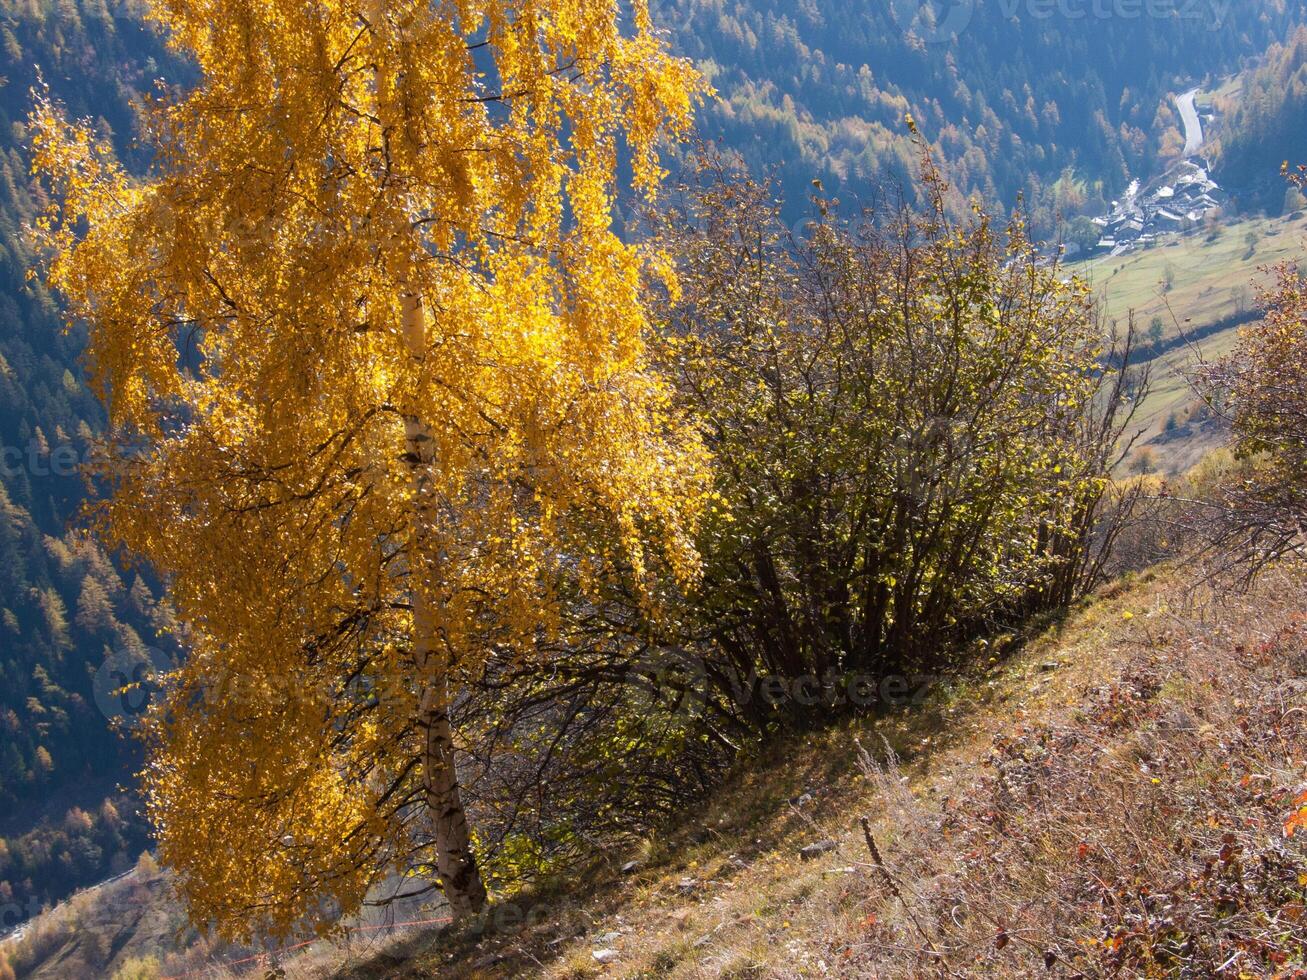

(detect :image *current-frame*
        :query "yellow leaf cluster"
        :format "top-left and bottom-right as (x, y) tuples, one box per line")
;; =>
(31, 0), (706, 940)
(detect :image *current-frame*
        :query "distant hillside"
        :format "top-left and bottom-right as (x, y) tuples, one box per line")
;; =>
(660, 0), (1304, 231)
(0, 856), (250, 980)
(0, 0), (184, 925)
(1214, 25), (1307, 211)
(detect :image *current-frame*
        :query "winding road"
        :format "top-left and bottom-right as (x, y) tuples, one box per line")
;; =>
(1177, 88), (1203, 157)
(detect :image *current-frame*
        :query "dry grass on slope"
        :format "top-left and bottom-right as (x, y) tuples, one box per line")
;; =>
(832, 576), (1307, 977)
(309, 566), (1306, 980)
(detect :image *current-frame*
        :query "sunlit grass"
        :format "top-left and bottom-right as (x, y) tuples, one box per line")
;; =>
(1068, 212), (1307, 471)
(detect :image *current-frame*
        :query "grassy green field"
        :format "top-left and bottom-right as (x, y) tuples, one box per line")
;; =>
(1066, 212), (1307, 473)
(1072, 213), (1305, 339)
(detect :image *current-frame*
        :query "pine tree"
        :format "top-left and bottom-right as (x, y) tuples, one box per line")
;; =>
(75, 576), (111, 631)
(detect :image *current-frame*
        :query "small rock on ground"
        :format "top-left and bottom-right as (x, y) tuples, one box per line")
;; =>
(799, 839), (838, 861)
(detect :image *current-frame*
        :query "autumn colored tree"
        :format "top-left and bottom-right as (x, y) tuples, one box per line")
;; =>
(1196, 261), (1307, 577)
(651, 153), (1136, 730)
(31, 0), (705, 939)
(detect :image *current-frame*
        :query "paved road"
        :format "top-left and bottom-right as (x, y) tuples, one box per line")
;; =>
(1177, 88), (1203, 157)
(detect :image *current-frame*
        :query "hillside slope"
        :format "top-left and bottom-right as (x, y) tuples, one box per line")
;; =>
(9, 564), (1301, 978)
(347, 567), (1307, 979)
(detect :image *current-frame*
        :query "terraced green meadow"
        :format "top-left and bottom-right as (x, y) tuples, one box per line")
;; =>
(1068, 212), (1307, 472)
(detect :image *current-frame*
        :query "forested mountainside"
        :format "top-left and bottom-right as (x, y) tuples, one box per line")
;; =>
(0, 0), (183, 921)
(661, 0), (1302, 231)
(1215, 24), (1307, 211)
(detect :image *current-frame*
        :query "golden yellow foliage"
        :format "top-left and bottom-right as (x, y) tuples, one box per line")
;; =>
(31, 0), (706, 940)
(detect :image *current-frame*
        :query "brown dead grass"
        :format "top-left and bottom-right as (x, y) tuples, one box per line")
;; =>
(299, 566), (1307, 980)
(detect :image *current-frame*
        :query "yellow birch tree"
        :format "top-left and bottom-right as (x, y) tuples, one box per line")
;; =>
(31, 0), (706, 939)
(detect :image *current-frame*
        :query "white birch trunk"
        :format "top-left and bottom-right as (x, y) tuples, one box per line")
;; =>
(402, 293), (487, 918)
